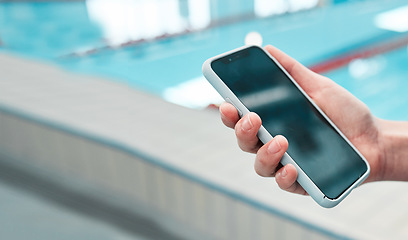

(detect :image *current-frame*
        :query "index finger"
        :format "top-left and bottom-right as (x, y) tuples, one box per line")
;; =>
(219, 102), (240, 129)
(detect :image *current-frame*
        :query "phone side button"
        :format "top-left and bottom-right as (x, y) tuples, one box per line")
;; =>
(225, 98), (243, 117)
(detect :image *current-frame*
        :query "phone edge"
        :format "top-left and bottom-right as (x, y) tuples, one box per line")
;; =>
(202, 45), (370, 208)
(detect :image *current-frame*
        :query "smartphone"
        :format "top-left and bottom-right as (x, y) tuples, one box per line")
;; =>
(202, 45), (370, 208)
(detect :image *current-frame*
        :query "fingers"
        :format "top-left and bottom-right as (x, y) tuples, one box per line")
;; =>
(219, 102), (239, 129)
(235, 112), (263, 153)
(254, 136), (307, 195)
(220, 102), (263, 153)
(275, 164), (308, 195)
(254, 135), (288, 177)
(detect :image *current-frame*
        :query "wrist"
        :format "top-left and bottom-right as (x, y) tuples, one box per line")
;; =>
(377, 119), (408, 181)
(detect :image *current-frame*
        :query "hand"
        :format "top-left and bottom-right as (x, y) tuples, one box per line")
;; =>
(220, 45), (385, 195)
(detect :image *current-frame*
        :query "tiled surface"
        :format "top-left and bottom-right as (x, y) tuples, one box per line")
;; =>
(1, 53), (408, 239)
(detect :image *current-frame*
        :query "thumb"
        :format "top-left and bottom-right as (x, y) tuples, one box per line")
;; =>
(264, 45), (335, 99)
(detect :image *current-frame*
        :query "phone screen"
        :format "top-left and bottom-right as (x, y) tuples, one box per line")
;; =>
(211, 46), (368, 199)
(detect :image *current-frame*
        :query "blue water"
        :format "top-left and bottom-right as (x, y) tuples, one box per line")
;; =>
(0, 0), (407, 120)
(325, 47), (408, 120)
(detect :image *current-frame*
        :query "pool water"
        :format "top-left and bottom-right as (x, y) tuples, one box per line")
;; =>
(326, 47), (408, 120)
(0, 0), (407, 120)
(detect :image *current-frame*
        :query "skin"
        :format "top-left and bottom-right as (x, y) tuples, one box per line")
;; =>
(220, 45), (408, 196)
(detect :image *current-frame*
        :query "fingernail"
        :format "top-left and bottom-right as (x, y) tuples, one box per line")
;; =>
(281, 167), (288, 178)
(241, 115), (253, 131)
(268, 137), (281, 154)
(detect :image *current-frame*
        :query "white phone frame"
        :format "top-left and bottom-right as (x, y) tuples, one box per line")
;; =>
(202, 45), (370, 208)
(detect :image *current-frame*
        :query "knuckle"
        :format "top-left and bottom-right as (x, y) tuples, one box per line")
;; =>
(286, 184), (297, 192)
(279, 180), (297, 192)
(238, 141), (256, 153)
(257, 155), (270, 167)
(254, 166), (264, 176)
(254, 165), (273, 177)
(238, 142), (249, 152)
(234, 122), (244, 137)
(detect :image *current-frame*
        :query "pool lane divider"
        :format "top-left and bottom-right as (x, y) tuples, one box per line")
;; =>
(61, 12), (257, 58)
(64, 25), (408, 78)
(309, 34), (408, 74)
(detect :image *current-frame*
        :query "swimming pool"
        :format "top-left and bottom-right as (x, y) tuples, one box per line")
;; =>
(0, 0), (407, 120)
(326, 46), (408, 120)
(1, 2), (408, 239)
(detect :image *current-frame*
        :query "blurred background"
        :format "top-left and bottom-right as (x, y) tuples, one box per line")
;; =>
(0, 0), (407, 239)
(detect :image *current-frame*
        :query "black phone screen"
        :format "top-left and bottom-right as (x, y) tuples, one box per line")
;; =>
(211, 46), (368, 199)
